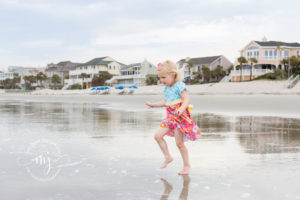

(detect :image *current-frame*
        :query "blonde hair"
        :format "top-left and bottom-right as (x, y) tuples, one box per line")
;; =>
(157, 60), (180, 82)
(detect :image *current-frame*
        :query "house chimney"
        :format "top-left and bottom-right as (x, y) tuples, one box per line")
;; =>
(262, 36), (267, 42)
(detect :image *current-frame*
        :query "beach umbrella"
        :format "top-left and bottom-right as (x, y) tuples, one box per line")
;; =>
(91, 87), (97, 90)
(99, 86), (108, 90)
(129, 85), (138, 89)
(115, 85), (125, 89)
(96, 87), (102, 90)
(103, 86), (110, 90)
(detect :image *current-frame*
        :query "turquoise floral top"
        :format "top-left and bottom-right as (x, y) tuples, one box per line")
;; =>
(164, 81), (187, 102)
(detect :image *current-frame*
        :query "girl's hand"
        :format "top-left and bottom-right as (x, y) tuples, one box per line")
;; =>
(145, 101), (154, 108)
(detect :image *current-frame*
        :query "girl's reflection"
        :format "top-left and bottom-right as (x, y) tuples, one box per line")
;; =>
(160, 175), (190, 200)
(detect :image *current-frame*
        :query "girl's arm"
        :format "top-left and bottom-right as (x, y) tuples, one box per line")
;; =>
(145, 100), (166, 108)
(176, 90), (190, 115)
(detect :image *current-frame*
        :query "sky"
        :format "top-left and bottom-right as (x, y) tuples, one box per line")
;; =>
(0, 0), (300, 69)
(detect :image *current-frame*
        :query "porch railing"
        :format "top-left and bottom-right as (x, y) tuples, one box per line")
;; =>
(230, 69), (274, 76)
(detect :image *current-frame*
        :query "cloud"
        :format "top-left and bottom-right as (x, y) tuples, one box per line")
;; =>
(20, 39), (63, 48)
(0, 0), (300, 67)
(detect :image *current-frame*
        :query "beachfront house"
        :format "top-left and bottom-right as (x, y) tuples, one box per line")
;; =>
(231, 37), (300, 82)
(0, 71), (15, 81)
(45, 61), (80, 89)
(105, 59), (157, 86)
(7, 66), (43, 88)
(177, 55), (233, 81)
(66, 56), (125, 89)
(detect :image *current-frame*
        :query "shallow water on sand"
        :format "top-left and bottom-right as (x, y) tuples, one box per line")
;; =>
(0, 101), (300, 200)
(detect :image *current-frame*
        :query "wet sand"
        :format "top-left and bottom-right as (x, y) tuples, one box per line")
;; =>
(0, 99), (300, 199)
(1, 94), (300, 118)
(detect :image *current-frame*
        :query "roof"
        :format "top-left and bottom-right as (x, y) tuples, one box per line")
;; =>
(254, 41), (300, 47)
(178, 56), (221, 65)
(46, 61), (81, 72)
(80, 57), (112, 66)
(120, 63), (141, 71)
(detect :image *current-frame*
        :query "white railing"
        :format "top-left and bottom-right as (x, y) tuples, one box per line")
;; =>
(230, 69), (273, 76)
(111, 74), (146, 80)
(286, 74), (299, 89)
(285, 75), (295, 87)
(64, 77), (93, 85)
(106, 74), (146, 84)
(243, 56), (290, 61)
(219, 75), (230, 82)
(0, 73), (14, 81)
(69, 69), (102, 76)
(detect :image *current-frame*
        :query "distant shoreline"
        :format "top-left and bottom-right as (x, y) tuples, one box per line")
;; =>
(1, 80), (300, 95)
(1, 93), (300, 119)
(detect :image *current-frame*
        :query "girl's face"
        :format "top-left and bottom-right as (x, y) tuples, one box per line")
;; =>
(158, 71), (175, 87)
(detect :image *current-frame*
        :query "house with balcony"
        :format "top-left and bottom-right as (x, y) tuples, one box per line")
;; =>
(66, 56), (124, 89)
(6, 66), (44, 88)
(45, 61), (80, 89)
(106, 59), (157, 86)
(177, 55), (233, 80)
(231, 38), (300, 82)
(0, 71), (15, 81)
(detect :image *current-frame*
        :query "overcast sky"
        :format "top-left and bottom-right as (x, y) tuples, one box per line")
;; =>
(0, 0), (299, 69)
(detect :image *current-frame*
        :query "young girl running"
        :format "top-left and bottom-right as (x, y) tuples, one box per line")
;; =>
(145, 60), (201, 175)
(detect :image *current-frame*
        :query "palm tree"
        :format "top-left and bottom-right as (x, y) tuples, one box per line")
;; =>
(249, 58), (258, 81)
(24, 75), (37, 90)
(202, 65), (211, 82)
(79, 73), (89, 89)
(36, 72), (47, 88)
(281, 58), (289, 78)
(186, 61), (194, 84)
(214, 65), (226, 81)
(51, 74), (61, 89)
(237, 56), (247, 82)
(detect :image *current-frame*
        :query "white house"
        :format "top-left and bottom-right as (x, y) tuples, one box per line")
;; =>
(66, 56), (125, 88)
(177, 55), (233, 80)
(106, 59), (157, 86)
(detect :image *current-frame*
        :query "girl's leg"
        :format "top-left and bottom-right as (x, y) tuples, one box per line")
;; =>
(154, 127), (173, 168)
(175, 129), (191, 175)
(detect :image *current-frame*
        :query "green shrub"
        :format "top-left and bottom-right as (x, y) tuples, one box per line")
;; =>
(69, 83), (82, 90)
(146, 76), (158, 85)
(255, 70), (285, 80)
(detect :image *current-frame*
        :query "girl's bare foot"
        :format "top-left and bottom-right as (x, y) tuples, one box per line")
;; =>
(178, 165), (190, 175)
(160, 157), (173, 169)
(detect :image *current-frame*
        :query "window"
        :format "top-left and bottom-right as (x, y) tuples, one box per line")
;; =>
(114, 66), (115, 70)
(247, 46), (259, 50)
(297, 50), (300, 56)
(269, 50), (273, 57)
(284, 50), (289, 58)
(274, 50), (277, 56)
(247, 46), (259, 59)
(281, 50), (284, 58)
(265, 50), (268, 56)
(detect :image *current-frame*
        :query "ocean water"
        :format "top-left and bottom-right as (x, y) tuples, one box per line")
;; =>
(0, 100), (299, 200)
